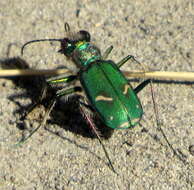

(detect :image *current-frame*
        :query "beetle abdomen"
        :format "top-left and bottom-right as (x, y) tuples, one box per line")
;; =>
(80, 60), (143, 129)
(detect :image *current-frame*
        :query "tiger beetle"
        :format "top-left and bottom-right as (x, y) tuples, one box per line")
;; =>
(19, 23), (183, 173)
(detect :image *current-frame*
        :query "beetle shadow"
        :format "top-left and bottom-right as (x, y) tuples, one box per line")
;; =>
(128, 78), (194, 85)
(0, 56), (46, 113)
(49, 95), (114, 139)
(1, 56), (114, 139)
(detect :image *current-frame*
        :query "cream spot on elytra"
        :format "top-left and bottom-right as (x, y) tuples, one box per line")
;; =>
(118, 122), (129, 129)
(123, 84), (130, 95)
(131, 118), (140, 125)
(95, 95), (113, 102)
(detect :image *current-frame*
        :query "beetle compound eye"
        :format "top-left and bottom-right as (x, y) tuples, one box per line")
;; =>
(58, 38), (68, 54)
(59, 38), (75, 55)
(60, 38), (69, 49)
(79, 30), (91, 42)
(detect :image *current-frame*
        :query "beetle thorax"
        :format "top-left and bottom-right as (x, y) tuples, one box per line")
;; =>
(72, 42), (102, 68)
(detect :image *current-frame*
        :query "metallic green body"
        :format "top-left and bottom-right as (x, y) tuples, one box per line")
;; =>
(79, 60), (143, 129)
(20, 26), (151, 172)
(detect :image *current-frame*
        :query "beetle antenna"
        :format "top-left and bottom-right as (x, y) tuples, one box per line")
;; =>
(21, 38), (63, 56)
(21, 23), (71, 56)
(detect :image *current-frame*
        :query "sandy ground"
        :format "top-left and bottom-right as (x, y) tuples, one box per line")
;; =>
(0, 0), (194, 189)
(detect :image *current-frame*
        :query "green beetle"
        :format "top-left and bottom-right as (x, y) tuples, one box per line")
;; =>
(79, 48), (143, 129)
(21, 24), (149, 130)
(20, 23), (152, 172)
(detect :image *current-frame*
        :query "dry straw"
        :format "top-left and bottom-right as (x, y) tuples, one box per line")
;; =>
(0, 69), (193, 82)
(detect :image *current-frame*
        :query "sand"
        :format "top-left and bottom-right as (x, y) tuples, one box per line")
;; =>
(0, 0), (193, 189)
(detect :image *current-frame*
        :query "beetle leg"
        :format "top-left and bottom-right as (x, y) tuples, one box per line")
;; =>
(16, 86), (81, 145)
(21, 79), (48, 120)
(56, 86), (81, 96)
(79, 99), (117, 174)
(125, 57), (187, 163)
(116, 55), (134, 68)
(102, 45), (113, 59)
(79, 100), (101, 137)
(134, 79), (150, 94)
(46, 74), (77, 85)
(22, 75), (77, 119)
(15, 97), (56, 146)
